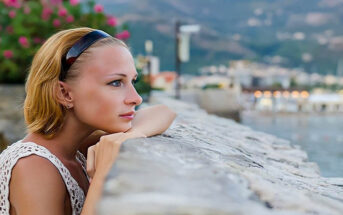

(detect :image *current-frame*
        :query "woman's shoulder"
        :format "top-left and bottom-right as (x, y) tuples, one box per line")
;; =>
(9, 154), (67, 214)
(1, 140), (67, 194)
(11, 154), (66, 187)
(0, 142), (67, 215)
(12, 154), (67, 189)
(0, 140), (68, 185)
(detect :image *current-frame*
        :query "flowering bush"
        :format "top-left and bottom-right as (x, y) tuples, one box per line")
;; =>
(0, 0), (131, 83)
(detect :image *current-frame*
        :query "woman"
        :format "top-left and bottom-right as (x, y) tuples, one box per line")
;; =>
(0, 27), (176, 215)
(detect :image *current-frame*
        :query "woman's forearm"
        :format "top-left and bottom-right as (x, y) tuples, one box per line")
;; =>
(128, 104), (176, 137)
(79, 105), (175, 214)
(81, 173), (105, 215)
(79, 105), (176, 153)
(81, 131), (146, 215)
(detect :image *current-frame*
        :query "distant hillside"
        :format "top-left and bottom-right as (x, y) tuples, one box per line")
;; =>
(99, 0), (343, 75)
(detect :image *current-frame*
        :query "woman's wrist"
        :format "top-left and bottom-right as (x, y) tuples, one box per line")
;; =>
(125, 128), (147, 138)
(92, 168), (110, 183)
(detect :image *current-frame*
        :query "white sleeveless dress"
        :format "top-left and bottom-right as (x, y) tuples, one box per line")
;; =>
(0, 140), (89, 215)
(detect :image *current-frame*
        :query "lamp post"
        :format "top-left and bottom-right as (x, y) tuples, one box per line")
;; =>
(175, 21), (181, 99)
(175, 21), (200, 99)
(145, 40), (153, 102)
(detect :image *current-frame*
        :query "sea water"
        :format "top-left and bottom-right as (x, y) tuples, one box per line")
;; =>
(241, 111), (343, 177)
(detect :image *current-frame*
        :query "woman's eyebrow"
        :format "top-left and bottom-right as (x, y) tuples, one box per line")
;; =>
(107, 73), (138, 78)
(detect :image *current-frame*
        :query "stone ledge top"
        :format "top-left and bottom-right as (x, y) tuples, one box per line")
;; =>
(98, 93), (343, 215)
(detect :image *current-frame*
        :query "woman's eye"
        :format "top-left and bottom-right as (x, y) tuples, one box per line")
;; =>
(109, 80), (122, 87)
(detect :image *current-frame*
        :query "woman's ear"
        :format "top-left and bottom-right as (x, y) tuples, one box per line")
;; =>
(56, 81), (74, 107)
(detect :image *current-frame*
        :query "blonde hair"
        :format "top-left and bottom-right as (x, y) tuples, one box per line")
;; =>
(24, 27), (127, 139)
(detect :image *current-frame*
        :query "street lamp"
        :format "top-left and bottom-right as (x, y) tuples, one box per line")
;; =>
(175, 21), (200, 99)
(145, 40), (153, 56)
(144, 40), (153, 102)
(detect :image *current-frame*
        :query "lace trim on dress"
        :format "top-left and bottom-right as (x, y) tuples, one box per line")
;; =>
(76, 151), (90, 182)
(0, 140), (88, 215)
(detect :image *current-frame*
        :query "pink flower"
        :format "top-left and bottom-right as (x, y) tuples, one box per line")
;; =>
(41, 7), (53, 20)
(23, 5), (31, 14)
(107, 16), (117, 27)
(58, 7), (67, 17)
(3, 50), (13, 59)
(8, 10), (16, 18)
(50, 0), (62, 5)
(43, 7), (53, 15)
(3, 0), (12, 7)
(33, 37), (42, 44)
(4, 0), (21, 8)
(93, 4), (103, 13)
(66, 15), (74, 23)
(19, 36), (29, 48)
(69, 0), (79, 6)
(53, 19), (61, 27)
(115, 30), (130, 40)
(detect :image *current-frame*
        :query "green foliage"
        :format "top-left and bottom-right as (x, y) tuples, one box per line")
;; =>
(151, 87), (164, 91)
(290, 77), (297, 88)
(0, 0), (129, 84)
(202, 83), (221, 89)
(271, 82), (282, 88)
(308, 83), (343, 91)
(134, 69), (151, 95)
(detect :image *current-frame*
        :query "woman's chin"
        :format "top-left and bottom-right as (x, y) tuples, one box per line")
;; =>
(104, 123), (132, 133)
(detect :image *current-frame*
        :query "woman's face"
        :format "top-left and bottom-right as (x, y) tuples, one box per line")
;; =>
(68, 44), (142, 133)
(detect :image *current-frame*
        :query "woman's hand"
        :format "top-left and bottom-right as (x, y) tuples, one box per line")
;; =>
(86, 131), (146, 180)
(79, 130), (108, 157)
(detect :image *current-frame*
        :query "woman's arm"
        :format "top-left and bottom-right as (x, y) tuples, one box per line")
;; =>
(81, 105), (176, 214)
(79, 104), (176, 156)
(82, 131), (145, 215)
(9, 133), (144, 215)
(9, 156), (67, 215)
(127, 104), (177, 137)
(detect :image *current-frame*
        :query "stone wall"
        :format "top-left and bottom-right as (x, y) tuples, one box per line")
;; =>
(0, 85), (26, 149)
(179, 89), (241, 121)
(98, 94), (343, 215)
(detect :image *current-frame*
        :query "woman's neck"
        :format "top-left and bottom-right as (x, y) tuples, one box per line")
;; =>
(22, 112), (95, 160)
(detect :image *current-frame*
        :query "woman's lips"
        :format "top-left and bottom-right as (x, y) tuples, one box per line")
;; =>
(119, 115), (134, 120)
(119, 111), (135, 120)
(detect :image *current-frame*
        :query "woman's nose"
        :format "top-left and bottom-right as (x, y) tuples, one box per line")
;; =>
(124, 84), (143, 106)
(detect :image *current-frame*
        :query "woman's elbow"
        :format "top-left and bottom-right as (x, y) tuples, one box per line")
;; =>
(159, 104), (177, 121)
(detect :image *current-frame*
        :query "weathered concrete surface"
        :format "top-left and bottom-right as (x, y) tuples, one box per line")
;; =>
(99, 93), (343, 215)
(0, 85), (26, 148)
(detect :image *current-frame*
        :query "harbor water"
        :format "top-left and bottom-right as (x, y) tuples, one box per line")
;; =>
(241, 111), (343, 177)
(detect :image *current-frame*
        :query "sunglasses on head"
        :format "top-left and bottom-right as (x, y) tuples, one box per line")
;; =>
(59, 30), (111, 81)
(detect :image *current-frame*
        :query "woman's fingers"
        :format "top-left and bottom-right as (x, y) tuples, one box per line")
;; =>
(86, 145), (96, 179)
(105, 132), (125, 142)
(86, 132), (145, 179)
